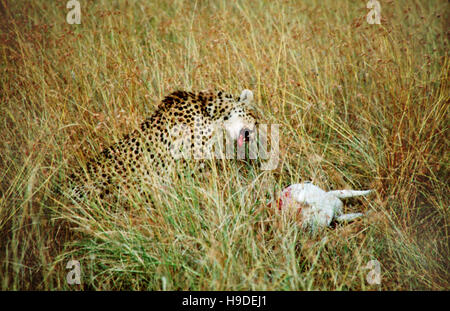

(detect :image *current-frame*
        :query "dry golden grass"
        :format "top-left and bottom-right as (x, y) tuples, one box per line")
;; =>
(0, 0), (448, 290)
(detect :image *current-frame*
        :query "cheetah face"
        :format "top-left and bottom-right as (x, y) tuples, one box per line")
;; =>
(223, 90), (257, 147)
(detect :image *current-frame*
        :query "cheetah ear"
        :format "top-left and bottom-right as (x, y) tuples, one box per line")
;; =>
(239, 89), (253, 105)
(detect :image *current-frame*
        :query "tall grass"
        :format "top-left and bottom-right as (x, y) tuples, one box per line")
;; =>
(0, 0), (448, 290)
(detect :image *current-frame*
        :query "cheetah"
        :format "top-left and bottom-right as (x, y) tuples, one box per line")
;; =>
(66, 89), (258, 201)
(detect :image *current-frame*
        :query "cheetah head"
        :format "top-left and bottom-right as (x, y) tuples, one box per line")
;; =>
(223, 89), (257, 147)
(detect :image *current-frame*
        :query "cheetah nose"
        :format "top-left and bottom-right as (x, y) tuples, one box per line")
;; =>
(240, 128), (252, 142)
(244, 129), (250, 141)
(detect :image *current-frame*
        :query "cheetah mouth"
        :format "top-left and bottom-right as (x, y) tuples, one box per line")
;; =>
(238, 128), (252, 147)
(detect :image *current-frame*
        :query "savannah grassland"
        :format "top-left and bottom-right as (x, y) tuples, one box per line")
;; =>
(0, 0), (448, 290)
